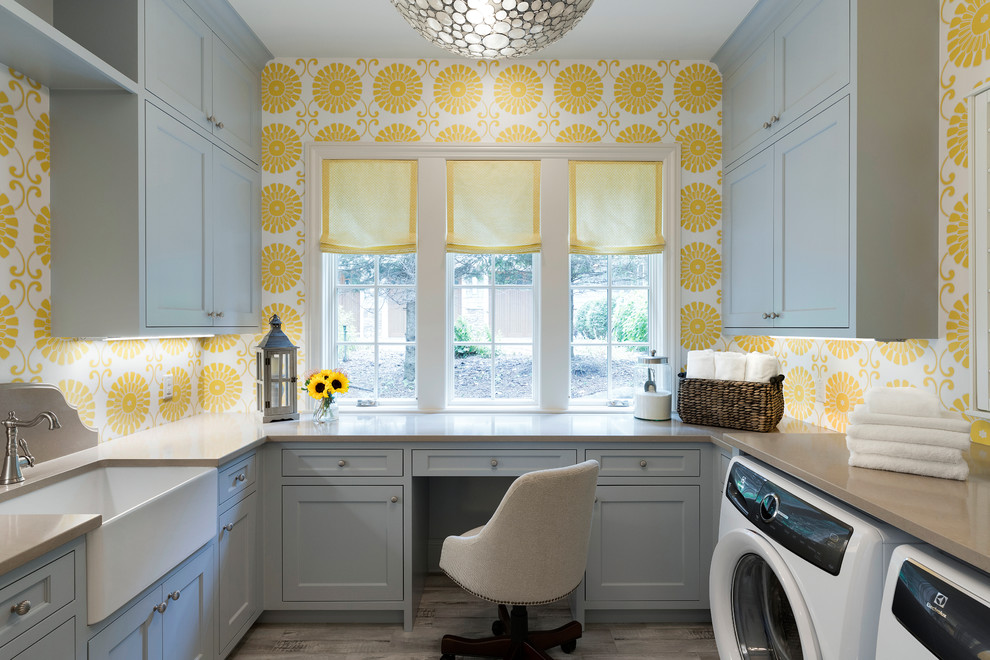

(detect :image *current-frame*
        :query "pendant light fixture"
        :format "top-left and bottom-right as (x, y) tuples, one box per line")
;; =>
(390, 0), (595, 59)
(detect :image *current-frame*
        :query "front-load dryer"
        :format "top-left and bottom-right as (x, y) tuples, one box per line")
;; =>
(711, 456), (914, 660)
(876, 543), (990, 658)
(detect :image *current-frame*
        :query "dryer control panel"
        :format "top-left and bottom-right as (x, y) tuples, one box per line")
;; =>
(726, 461), (853, 575)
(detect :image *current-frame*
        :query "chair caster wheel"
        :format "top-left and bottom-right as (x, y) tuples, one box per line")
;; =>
(561, 639), (577, 654)
(491, 620), (505, 636)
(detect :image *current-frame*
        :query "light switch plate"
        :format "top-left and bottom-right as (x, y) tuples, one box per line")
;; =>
(162, 374), (173, 401)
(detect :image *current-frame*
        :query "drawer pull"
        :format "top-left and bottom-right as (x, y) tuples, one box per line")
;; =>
(11, 600), (30, 616)
(338, 460), (347, 467)
(390, 496), (399, 503)
(168, 590), (181, 601)
(490, 459), (498, 467)
(235, 473), (246, 483)
(640, 460), (648, 468)
(153, 602), (168, 614)
(223, 522), (235, 532)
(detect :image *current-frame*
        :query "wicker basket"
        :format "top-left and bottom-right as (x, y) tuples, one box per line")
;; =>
(676, 373), (785, 432)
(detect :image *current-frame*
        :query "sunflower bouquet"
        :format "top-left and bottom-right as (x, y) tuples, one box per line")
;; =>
(302, 369), (350, 422)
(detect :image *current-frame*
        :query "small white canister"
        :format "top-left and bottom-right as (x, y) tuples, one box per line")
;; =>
(634, 352), (671, 421)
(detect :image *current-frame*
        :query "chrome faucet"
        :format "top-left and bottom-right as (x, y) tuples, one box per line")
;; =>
(1, 411), (61, 485)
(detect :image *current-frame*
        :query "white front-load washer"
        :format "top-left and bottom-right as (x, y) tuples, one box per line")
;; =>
(876, 544), (990, 658)
(711, 456), (914, 660)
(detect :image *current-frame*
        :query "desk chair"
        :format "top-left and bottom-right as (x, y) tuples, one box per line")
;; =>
(438, 459), (600, 660)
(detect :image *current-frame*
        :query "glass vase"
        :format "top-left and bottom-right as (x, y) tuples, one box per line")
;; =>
(313, 398), (339, 423)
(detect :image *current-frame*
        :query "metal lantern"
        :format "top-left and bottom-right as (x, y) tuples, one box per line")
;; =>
(256, 314), (299, 423)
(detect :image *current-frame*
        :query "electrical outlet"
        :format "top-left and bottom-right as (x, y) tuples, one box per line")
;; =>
(815, 375), (826, 403)
(162, 374), (173, 401)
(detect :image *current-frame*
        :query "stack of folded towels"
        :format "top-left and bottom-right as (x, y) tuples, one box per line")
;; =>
(685, 349), (780, 383)
(846, 387), (972, 481)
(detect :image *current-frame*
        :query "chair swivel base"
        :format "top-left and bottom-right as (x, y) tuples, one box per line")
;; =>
(440, 604), (581, 660)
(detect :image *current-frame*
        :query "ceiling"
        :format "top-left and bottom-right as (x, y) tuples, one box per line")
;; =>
(229, 0), (760, 61)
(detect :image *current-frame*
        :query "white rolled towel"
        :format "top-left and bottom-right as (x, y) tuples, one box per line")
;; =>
(845, 436), (963, 464)
(846, 423), (971, 451)
(848, 405), (972, 434)
(714, 351), (747, 381)
(744, 352), (779, 383)
(848, 452), (969, 481)
(864, 386), (940, 418)
(686, 349), (715, 379)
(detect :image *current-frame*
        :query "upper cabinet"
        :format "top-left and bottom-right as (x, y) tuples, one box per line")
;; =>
(715, 0), (938, 339)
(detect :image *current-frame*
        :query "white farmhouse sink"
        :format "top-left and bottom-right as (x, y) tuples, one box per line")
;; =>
(0, 465), (217, 623)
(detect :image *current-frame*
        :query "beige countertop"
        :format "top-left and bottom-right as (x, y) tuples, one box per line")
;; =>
(0, 513), (100, 575)
(721, 431), (990, 575)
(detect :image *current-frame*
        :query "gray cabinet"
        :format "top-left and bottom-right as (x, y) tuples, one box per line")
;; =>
(8, 618), (74, 660)
(282, 485), (404, 602)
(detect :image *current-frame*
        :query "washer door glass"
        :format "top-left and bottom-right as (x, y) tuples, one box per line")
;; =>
(732, 553), (804, 660)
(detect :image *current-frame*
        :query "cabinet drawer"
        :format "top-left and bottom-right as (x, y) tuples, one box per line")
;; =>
(412, 449), (576, 476)
(587, 449), (701, 478)
(282, 449), (403, 477)
(219, 453), (257, 505)
(0, 553), (74, 648)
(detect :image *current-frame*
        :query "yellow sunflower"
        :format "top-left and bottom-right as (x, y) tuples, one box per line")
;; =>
(322, 369), (350, 395)
(783, 366), (815, 420)
(373, 63), (422, 114)
(825, 371), (864, 432)
(34, 300), (86, 365)
(947, 101), (968, 168)
(261, 243), (303, 294)
(947, 0), (990, 68)
(494, 65), (543, 114)
(106, 372), (151, 436)
(556, 124), (601, 143)
(554, 64), (603, 114)
(735, 336), (774, 353)
(200, 334), (238, 353)
(680, 242), (721, 292)
(947, 195), (968, 268)
(257, 303), (303, 348)
(877, 339), (929, 365)
(307, 372), (331, 399)
(0, 193), (18, 258)
(0, 91), (15, 157)
(58, 379), (95, 429)
(885, 379), (915, 389)
(786, 338), (814, 355)
(158, 338), (190, 356)
(32, 113), (49, 173)
(314, 123), (361, 142)
(375, 123), (421, 142)
(199, 363), (242, 413)
(261, 123), (301, 174)
(159, 368), (191, 423)
(947, 294), (969, 368)
(677, 123), (722, 173)
(434, 64), (483, 115)
(314, 63), (363, 113)
(674, 63), (722, 114)
(680, 302), (720, 350)
(616, 124), (660, 143)
(33, 206), (50, 266)
(680, 183), (721, 232)
(108, 339), (148, 359)
(614, 64), (663, 114)
(825, 340), (858, 359)
(496, 124), (541, 143)
(437, 125), (481, 143)
(262, 183), (302, 234)
(0, 294), (17, 359)
(262, 62), (301, 113)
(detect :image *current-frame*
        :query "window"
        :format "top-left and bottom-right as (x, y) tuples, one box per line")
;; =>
(307, 144), (679, 411)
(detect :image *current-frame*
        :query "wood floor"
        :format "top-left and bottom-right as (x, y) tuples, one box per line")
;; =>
(229, 576), (719, 659)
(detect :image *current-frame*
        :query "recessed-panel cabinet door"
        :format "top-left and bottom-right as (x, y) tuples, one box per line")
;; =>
(212, 39), (261, 164)
(6, 618), (74, 660)
(145, 0), (213, 133)
(145, 103), (213, 327)
(218, 493), (259, 654)
(162, 548), (213, 660)
(723, 36), (774, 166)
(88, 591), (163, 660)
(212, 148), (260, 328)
(774, 98), (850, 328)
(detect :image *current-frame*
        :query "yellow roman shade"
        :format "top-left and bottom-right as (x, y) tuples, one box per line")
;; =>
(321, 159), (417, 254)
(569, 161), (664, 255)
(446, 160), (541, 254)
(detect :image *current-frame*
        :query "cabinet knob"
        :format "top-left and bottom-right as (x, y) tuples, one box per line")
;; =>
(338, 459), (347, 467)
(235, 472), (246, 483)
(770, 114), (780, 124)
(770, 312), (780, 319)
(168, 590), (181, 601)
(206, 311), (215, 317)
(390, 496), (398, 503)
(639, 460), (648, 468)
(153, 602), (168, 614)
(216, 120), (224, 129)
(594, 496), (598, 503)
(10, 600), (30, 616)
(223, 522), (235, 532)
(216, 311), (225, 319)
(490, 459), (498, 467)
(762, 120), (772, 129)
(206, 114), (216, 124)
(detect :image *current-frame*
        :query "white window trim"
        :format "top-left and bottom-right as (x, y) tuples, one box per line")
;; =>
(305, 143), (681, 412)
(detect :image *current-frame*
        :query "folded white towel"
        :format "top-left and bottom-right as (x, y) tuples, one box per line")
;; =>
(714, 351), (747, 381)
(864, 386), (940, 418)
(848, 452), (969, 481)
(686, 349), (715, 379)
(744, 352), (779, 383)
(848, 406), (971, 434)
(846, 423), (971, 451)
(845, 436), (963, 464)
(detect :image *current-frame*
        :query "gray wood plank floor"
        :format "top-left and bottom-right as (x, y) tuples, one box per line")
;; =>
(229, 576), (719, 659)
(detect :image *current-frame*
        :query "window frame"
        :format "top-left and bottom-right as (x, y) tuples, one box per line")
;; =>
(305, 143), (681, 412)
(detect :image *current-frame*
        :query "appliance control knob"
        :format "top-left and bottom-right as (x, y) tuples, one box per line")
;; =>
(759, 493), (781, 523)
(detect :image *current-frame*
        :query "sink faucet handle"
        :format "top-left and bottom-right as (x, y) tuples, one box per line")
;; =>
(17, 436), (34, 468)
